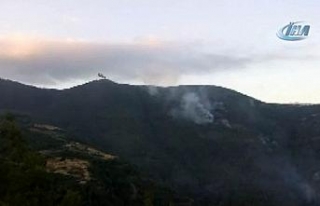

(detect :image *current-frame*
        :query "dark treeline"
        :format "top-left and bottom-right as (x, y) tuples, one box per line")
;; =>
(0, 115), (178, 206)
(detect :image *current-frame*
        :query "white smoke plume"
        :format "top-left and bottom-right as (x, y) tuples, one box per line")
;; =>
(146, 86), (159, 96)
(172, 92), (214, 124)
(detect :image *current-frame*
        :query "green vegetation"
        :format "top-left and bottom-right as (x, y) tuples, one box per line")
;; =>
(0, 114), (82, 206)
(2, 79), (320, 205)
(0, 115), (182, 206)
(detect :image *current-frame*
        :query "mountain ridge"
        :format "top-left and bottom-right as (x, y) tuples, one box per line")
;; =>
(0, 78), (265, 103)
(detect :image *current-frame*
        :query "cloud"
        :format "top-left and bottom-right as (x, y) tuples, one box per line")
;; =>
(0, 35), (253, 87)
(3, 35), (317, 88)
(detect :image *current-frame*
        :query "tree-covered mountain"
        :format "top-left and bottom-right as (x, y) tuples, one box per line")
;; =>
(1, 78), (320, 206)
(0, 114), (186, 206)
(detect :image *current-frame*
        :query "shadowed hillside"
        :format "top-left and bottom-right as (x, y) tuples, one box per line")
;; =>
(1, 78), (320, 206)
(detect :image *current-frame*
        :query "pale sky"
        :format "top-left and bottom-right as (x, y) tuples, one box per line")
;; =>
(0, 0), (319, 103)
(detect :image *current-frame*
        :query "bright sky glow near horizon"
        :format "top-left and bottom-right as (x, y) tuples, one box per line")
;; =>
(0, 0), (320, 103)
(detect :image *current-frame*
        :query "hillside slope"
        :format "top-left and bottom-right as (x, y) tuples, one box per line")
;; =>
(1, 78), (320, 205)
(0, 114), (186, 206)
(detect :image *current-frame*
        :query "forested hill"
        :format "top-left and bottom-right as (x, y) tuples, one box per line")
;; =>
(1, 78), (320, 205)
(0, 114), (185, 206)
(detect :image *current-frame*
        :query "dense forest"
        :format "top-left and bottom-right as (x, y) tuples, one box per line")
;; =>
(1, 79), (320, 205)
(0, 114), (184, 206)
